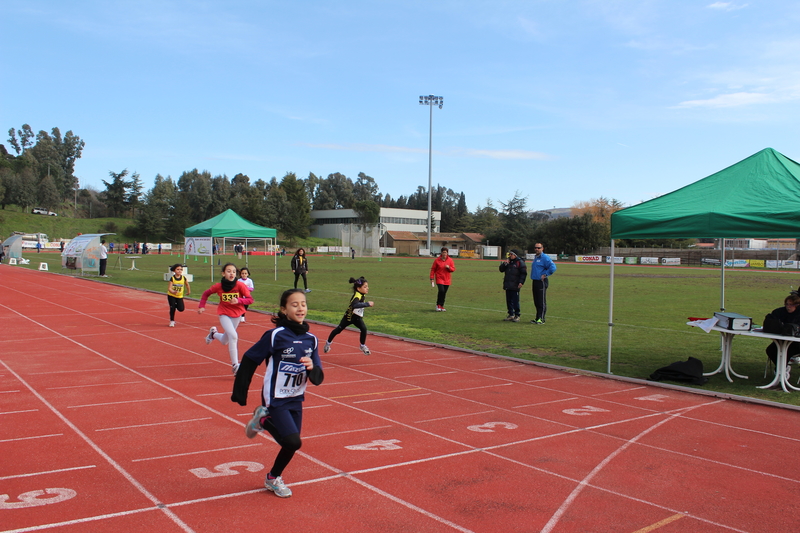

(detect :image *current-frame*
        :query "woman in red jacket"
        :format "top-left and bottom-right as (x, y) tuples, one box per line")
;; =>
(198, 263), (254, 374)
(429, 247), (456, 311)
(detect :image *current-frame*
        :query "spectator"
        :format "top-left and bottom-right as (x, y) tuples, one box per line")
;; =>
(529, 243), (556, 324)
(499, 249), (526, 322)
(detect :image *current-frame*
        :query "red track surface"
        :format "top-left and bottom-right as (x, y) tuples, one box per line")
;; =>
(1, 266), (799, 532)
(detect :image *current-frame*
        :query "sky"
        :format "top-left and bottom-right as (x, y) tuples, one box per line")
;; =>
(3, 1), (800, 213)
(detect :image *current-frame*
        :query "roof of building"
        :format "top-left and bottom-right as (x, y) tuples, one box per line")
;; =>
(461, 232), (485, 243)
(386, 231), (420, 241)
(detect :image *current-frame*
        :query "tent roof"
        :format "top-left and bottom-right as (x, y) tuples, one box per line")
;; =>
(611, 148), (800, 239)
(184, 210), (277, 238)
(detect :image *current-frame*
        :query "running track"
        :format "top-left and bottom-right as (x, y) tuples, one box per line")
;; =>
(1, 266), (798, 532)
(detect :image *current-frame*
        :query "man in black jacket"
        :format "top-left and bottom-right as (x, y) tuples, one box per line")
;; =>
(499, 249), (527, 322)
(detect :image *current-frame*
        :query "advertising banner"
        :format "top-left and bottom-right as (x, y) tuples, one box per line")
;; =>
(576, 255), (601, 263)
(661, 257), (681, 265)
(605, 256), (624, 263)
(749, 259), (765, 268)
(725, 259), (750, 268)
(184, 237), (213, 257)
(640, 257), (659, 265)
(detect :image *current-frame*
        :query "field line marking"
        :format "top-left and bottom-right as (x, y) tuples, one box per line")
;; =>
(0, 465), (97, 481)
(131, 443), (262, 462)
(632, 513), (685, 532)
(96, 417), (213, 432)
(0, 433), (63, 443)
(328, 388), (422, 399)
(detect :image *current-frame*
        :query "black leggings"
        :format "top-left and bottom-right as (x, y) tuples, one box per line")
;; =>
(260, 420), (302, 477)
(436, 284), (450, 307)
(293, 272), (308, 289)
(328, 315), (368, 345)
(167, 296), (185, 321)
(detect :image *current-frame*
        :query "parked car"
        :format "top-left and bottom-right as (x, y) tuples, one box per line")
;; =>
(32, 207), (57, 216)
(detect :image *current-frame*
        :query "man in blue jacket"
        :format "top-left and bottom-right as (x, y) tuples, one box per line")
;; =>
(529, 243), (556, 324)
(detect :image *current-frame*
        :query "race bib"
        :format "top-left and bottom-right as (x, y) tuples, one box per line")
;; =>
(275, 361), (308, 398)
(221, 291), (240, 303)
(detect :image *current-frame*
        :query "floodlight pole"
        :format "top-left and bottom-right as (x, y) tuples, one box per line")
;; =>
(419, 95), (443, 255)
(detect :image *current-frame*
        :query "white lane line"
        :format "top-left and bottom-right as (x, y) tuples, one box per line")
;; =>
(415, 410), (496, 424)
(0, 433), (63, 443)
(305, 425), (394, 439)
(512, 397), (578, 409)
(131, 443), (263, 462)
(352, 393), (432, 404)
(0, 409), (39, 416)
(0, 389), (21, 394)
(46, 381), (143, 390)
(136, 362), (215, 368)
(394, 371), (459, 378)
(96, 417), (213, 432)
(592, 386), (649, 396)
(163, 375), (231, 381)
(67, 397), (174, 408)
(0, 465), (97, 481)
(28, 368), (119, 375)
(447, 382), (513, 392)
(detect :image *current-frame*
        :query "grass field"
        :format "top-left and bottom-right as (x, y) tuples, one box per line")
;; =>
(13, 249), (800, 406)
(0, 208), (135, 242)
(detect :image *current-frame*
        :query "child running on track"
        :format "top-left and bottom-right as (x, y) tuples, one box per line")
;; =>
(167, 263), (191, 327)
(232, 288), (324, 498)
(238, 267), (254, 323)
(198, 263), (253, 374)
(324, 276), (373, 355)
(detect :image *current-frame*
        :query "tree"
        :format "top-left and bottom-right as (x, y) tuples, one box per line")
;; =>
(37, 174), (61, 210)
(128, 172), (143, 217)
(280, 172), (312, 240)
(485, 192), (532, 250)
(314, 172), (354, 210)
(101, 169), (131, 217)
(354, 172), (380, 203)
(353, 199), (380, 225)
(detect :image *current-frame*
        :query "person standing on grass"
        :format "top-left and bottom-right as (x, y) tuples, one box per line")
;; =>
(529, 242), (556, 324)
(324, 276), (374, 355)
(98, 240), (108, 277)
(430, 247), (456, 311)
(291, 248), (310, 292)
(238, 267), (254, 323)
(167, 263), (191, 327)
(233, 288), (324, 498)
(499, 249), (526, 322)
(198, 263), (253, 375)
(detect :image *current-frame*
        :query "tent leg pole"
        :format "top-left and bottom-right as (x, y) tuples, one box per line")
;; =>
(607, 239), (615, 374)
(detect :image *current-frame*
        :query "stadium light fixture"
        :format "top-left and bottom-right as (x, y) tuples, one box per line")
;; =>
(419, 95), (443, 254)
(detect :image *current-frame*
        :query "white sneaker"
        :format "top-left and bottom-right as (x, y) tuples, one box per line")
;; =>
(360, 344), (371, 355)
(169, 321), (175, 327)
(265, 475), (292, 498)
(205, 327), (217, 344)
(324, 341), (331, 353)
(304, 289), (311, 293)
(241, 315), (246, 323)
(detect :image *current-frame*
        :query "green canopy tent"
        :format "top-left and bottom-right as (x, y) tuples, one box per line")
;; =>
(184, 210), (278, 281)
(606, 148), (800, 371)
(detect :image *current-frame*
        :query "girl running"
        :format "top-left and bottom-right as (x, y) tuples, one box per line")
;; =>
(198, 263), (253, 374)
(232, 289), (324, 498)
(430, 247), (456, 311)
(239, 267), (254, 323)
(167, 263), (191, 327)
(324, 276), (373, 355)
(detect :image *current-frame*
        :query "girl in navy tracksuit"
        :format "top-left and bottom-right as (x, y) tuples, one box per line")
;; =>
(232, 288), (324, 498)
(324, 276), (374, 355)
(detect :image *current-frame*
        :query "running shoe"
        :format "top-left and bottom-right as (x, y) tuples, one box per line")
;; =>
(265, 475), (292, 498)
(435, 305), (442, 312)
(503, 315), (514, 321)
(440, 307), (446, 312)
(205, 326), (217, 344)
(304, 289), (311, 293)
(360, 345), (371, 355)
(245, 405), (269, 438)
(169, 321), (175, 327)
(324, 341), (331, 353)
(241, 315), (246, 323)
(232, 362), (240, 375)
(512, 316), (520, 322)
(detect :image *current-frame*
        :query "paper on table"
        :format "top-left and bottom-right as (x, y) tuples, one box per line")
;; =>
(689, 316), (719, 333)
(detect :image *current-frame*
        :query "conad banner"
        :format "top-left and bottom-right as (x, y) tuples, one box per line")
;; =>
(576, 255), (602, 263)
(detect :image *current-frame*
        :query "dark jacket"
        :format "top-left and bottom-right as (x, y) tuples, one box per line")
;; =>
(499, 257), (526, 290)
(291, 254), (308, 273)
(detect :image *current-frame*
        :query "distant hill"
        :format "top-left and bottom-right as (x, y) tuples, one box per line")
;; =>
(0, 207), (135, 242)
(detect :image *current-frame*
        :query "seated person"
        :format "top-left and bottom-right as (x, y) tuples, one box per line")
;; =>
(765, 294), (800, 374)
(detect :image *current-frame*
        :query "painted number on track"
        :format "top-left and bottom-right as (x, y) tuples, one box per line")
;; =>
(345, 439), (402, 451)
(562, 405), (610, 416)
(467, 422), (518, 433)
(0, 488), (77, 509)
(189, 461), (264, 478)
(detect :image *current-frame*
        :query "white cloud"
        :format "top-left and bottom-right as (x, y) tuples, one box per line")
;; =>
(707, 2), (749, 11)
(673, 91), (772, 108)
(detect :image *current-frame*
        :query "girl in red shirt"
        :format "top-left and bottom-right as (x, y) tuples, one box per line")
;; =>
(198, 263), (253, 374)
(429, 247), (456, 311)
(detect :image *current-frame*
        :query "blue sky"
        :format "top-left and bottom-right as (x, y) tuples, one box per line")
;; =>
(3, 1), (799, 212)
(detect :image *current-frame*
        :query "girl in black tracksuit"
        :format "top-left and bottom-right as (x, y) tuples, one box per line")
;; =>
(290, 248), (310, 292)
(324, 277), (373, 355)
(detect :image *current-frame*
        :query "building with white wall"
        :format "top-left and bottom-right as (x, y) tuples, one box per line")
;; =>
(309, 207), (441, 239)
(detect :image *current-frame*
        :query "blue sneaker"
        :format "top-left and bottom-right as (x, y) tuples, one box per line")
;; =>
(245, 405), (268, 439)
